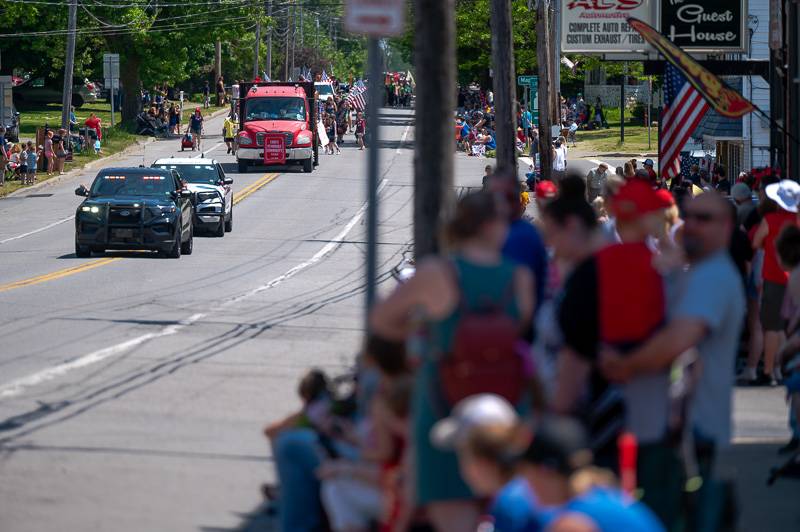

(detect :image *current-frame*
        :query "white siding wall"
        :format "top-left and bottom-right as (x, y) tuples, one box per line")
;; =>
(744, 0), (772, 169)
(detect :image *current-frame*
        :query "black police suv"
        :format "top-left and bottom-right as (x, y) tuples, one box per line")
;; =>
(74, 167), (194, 258)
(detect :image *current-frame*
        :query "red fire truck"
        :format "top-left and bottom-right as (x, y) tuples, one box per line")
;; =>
(235, 82), (319, 173)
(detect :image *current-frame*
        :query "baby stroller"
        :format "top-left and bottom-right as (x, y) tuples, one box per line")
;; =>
(181, 132), (195, 151)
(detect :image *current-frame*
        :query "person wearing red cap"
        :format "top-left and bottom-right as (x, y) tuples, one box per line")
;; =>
(187, 107), (204, 150)
(600, 192), (745, 529)
(552, 178), (672, 523)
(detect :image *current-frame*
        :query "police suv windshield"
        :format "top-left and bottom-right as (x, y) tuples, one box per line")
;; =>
(91, 172), (175, 197)
(155, 164), (218, 185)
(245, 97), (306, 121)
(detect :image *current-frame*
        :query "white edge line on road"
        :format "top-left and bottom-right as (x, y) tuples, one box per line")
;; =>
(396, 124), (411, 155)
(588, 159), (610, 167)
(0, 179), (389, 400)
(193, 141), (224, 158)
(0, 215), (75, 245)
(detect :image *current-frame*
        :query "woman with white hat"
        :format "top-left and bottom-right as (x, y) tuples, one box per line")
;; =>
(751, 179), (800, 386)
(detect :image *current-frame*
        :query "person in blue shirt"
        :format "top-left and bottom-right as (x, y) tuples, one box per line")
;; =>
(488, 173), (548, 321)
(485, 131), (497, 151)
(519, 416), (665, 532)
(431, 394), (543, 532)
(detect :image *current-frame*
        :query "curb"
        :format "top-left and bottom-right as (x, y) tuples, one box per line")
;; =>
(6, 106), (231, 198)
(593, 152), (658, 158)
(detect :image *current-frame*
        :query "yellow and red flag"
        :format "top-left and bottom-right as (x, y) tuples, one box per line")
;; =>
(627, 17), (755, 119)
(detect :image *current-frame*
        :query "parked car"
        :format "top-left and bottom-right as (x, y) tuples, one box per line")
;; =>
(152, 157), (234, 237)
(13, 77), (98, 108)
(74, 167), (194, 258)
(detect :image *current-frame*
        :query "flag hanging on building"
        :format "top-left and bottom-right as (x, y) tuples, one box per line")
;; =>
(627, 17), (755, 119)
(660, 63), (710, 181)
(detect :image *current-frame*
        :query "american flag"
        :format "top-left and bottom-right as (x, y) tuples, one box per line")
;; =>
(344, 83), (367, 111)
(660, 63), (709, 181)
(321, 70), (330, 82)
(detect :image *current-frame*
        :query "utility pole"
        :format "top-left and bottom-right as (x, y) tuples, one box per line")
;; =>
(253, 8), (261, 79)
(290, 0), (296, 76)
(299, 3), (303, 47)
(490, 0), (517, 176)
(60, 0), (78, 129)
(537, 0), (554, 179)
(285, 7), (290, 80)
(315, 17), (319, 50)
(215, 40), (222, 83)
(266, 0), (273, 79)
(365, 37), (381, 312)
(553, 0), (561, 124)
(414, 0), (456, 259)
(620, 62), (626, 144)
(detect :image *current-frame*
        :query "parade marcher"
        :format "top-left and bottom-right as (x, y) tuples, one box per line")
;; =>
(187, 108), (204, 150)
(354, 111), (367, 150)
(223, 113), (237, 154)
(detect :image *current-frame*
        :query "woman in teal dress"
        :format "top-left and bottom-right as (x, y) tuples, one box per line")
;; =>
(370, 191), (534, 532)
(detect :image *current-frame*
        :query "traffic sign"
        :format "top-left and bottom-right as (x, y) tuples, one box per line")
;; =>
(263, 133), (286, 166)
(517, 75), (537, 86)
(103, 53), (119, 83)
(345, 0), (405, 37)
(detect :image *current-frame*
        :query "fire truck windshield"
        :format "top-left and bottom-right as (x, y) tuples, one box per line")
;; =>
(244, 97), (306, 121)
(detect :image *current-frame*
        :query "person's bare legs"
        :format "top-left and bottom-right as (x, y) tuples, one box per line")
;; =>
(743, 298), (764, 377)
(764, 331), (785, 378)
(427, 500), (480, 532)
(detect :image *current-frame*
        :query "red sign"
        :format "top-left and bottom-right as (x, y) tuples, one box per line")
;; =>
(263, 133), (286, 165)
(345, 0), (405, 37)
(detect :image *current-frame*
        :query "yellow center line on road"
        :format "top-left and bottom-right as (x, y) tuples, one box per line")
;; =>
(0, 172), (281, 294)
(0, 257), (121, 294)
(233, 172), (279, 205)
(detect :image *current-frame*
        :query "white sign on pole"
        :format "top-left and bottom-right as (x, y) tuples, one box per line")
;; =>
(345, 0), (405, 37)
(561, 0), (656, 54)
(103, 53), (120, 80)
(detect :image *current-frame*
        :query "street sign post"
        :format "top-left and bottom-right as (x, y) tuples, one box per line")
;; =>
(344, 0), (405, 321)
(263, 133), (286, 165)
(518, 76), (539, 123)
(103, 53), (120, 126)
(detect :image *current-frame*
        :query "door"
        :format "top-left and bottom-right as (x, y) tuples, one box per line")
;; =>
(217, 164), (232, 214)
(172, 171), (192, 237)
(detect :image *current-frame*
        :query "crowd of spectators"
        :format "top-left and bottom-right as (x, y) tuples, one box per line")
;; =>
(261, 144), (800, 531)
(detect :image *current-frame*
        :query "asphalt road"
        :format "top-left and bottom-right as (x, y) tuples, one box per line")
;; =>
(0, 109), (795, 531)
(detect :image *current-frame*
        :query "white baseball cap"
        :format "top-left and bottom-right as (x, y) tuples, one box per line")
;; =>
(766, 180), (800, 213)
(430, 394), (518, 449)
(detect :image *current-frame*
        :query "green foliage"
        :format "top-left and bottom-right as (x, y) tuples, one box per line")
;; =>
(392, 0), (538, 86)
(0, 0), (366, 121)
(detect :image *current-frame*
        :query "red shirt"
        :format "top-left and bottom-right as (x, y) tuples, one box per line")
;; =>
(762, 210), (798, 284)
(85, 116), (102, 139)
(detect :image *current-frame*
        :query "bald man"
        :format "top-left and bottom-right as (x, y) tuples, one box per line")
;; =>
(599, 192), (745, 527)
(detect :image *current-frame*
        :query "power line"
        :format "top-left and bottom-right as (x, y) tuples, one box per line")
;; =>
(0, 15), (255, 38)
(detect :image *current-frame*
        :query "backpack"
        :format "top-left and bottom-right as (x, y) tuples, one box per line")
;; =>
(438, 262), (527, 407)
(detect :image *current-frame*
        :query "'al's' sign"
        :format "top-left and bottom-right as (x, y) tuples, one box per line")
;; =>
(660, 0), (747, 52)
(562, 0), (656, 53)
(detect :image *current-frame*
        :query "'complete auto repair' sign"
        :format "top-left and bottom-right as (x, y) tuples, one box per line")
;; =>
(561, 0), (656, 53)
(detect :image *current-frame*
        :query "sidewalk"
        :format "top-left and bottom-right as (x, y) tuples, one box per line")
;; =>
(719, 441), (800, 530)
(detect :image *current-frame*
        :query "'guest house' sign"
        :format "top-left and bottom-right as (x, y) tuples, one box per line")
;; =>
(660, 0), (748, 52)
